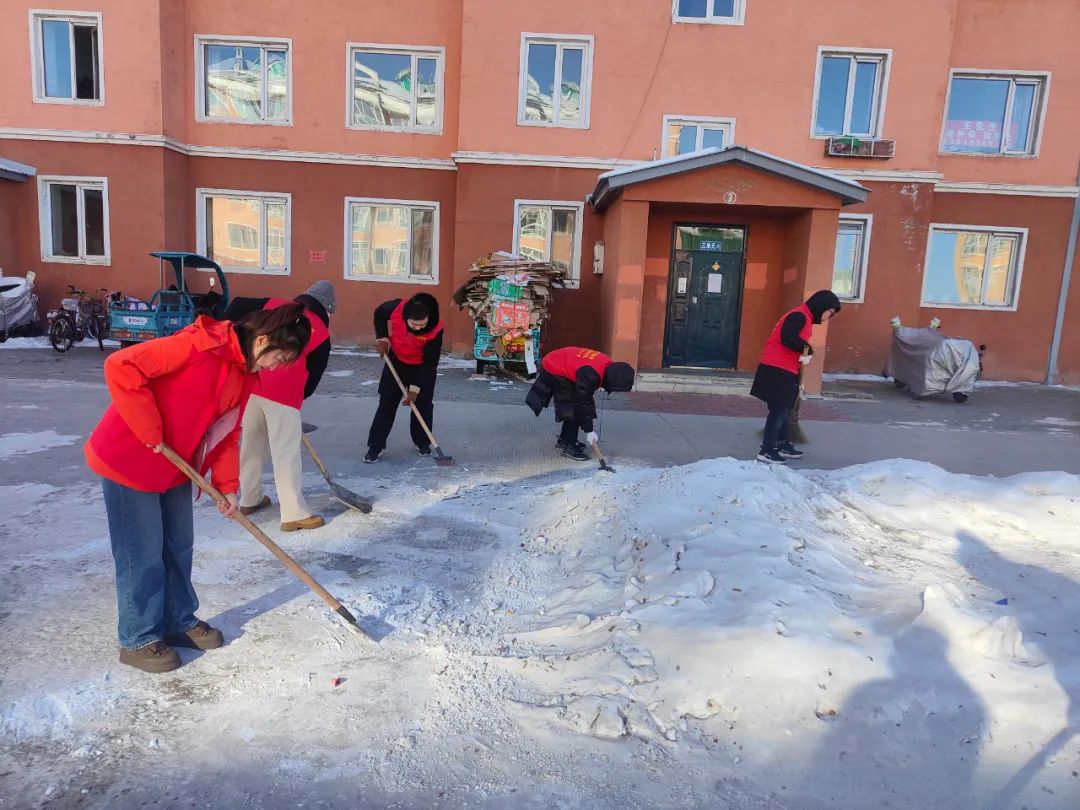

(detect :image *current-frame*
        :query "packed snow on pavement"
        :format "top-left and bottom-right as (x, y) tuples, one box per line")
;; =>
(1, 449), (1079, 808)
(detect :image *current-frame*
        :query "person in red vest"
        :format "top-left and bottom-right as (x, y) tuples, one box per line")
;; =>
(526, 346), (636, 460)
(750, 290), (841, 464)
(225, 281), (335, 532)
(85, 305), (312, 673)
(364, 292), (444, 462)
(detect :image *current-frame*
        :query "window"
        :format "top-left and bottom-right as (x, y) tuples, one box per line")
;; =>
(196, 37), (291, 124)
(519, 35), (593, 128)
(673, 0), (746, 24)
(662, 116), (735, 157)
(31, 12), (102, 103)
(347, 44), (444, 132)
(197, 189), (290, 274)
(813, 49), (890, 138)
(38, 176), (109, 263)
(345, 198), (438, 284)
(832, 215), (872, 302)
(941, 72), (1048, 156)
(922, 225), (1026, 310)
(512, 200), (584, 288)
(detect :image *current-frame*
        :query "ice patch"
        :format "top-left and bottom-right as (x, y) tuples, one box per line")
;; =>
(0, 430), (81, 459)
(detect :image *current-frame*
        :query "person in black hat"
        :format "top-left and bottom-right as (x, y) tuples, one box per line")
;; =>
(750, 290), (841, 464)
(526, 346), (636, 461)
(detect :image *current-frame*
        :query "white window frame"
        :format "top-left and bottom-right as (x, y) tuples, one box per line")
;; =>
(195, 35), (293, 126)
(37, 175), (110, 264)
(810, 47), (892, 139)
(661, 115), (737, 157)
(512, 199), (585, 290)
(345, 43), (445, 134)
(938, 69), (1051, 158)
(671, 0), (746, 25)
(920, 223), (1028, 311)
(342, 197), (440, 285)
(517, 34), (594, 130)
(832, 214), (872, 304)
(195, 188), (292, 276)
(29, 10), (105, 106)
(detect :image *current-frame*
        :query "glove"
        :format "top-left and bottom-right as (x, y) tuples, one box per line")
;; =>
(375, 338), (390, 357)
(402, 385), (419, 407)
(799, 354), (813, 366)
(585, 431), (599, 446)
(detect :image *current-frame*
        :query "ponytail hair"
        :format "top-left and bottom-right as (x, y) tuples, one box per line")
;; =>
(235, 301), (312, 369)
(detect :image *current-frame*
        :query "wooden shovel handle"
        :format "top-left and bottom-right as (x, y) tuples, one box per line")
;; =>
(381, 353), (440, 449)
(300, 433), (332, 481)
(160, 444), (345, 613)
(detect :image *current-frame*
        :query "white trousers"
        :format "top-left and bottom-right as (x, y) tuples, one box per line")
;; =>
(239, 395), (312, 523)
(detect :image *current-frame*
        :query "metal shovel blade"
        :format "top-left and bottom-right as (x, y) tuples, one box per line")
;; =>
(329, 481), (374, 514)
(302, 422), (318, 434)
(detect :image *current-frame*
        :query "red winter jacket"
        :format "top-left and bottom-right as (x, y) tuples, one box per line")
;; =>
(255, 297), (330, 409)
(759, 304), (813, 374)
(389, 299), (445, 365)
(541, 347), (613, 382)
(85, 317), (255, 494)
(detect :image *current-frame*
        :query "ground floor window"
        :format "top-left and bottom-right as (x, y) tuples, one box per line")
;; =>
(513, 200), (584, 288)
(344, 198), (438, 283)
(832, 215), (871, 302)
(922, 225), (1026, 309)
(196, 189), (290, 274)
(38, 176), (109, 264)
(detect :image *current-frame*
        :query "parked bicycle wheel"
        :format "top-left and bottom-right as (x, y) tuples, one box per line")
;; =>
(49, 315), (76, 353)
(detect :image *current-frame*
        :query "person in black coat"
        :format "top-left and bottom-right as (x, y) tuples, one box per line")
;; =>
(750, 290), (841, 464)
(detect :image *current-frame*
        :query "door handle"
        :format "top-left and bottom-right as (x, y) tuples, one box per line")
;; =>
(691, 296), (698, 304)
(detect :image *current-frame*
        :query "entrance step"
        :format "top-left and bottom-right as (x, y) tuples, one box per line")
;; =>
(635, 371), (752, 396)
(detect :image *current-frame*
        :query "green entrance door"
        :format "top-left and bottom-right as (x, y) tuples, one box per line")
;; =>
(663, 225), (746, 369)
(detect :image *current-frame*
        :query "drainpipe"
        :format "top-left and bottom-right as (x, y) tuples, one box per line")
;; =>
(1046, 159), (1080, 384)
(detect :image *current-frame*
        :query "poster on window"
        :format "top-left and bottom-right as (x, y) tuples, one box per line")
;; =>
(942, 120), (1016, 151)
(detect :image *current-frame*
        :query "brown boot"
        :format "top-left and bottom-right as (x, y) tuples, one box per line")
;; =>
(281, 515), (325, 532)
(239, 495), (271, 516)
(164, 620), (224, 650)
(119, 641), (181, 673)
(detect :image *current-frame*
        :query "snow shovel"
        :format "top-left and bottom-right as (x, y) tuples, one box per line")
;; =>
(591, 440), (615, 473)
(298, 430), (373, 514)
(380, 353), (455, 466)
(161, 444), (371, 640)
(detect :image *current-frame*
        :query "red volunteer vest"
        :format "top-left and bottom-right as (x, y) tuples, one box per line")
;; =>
(542, 346), (613, 382)
(759, 304), (813, 374)
(255, 298), (331, 410)
(389, 300), (444, 365)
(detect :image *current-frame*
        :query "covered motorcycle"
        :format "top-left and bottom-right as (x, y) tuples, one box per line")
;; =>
(0, 274), (40, 341)
(884, 323), (980, 402)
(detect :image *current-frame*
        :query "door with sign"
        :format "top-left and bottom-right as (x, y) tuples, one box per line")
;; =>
(663, 225), (745, 369)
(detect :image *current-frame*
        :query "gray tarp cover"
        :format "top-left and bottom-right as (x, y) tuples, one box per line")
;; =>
(0, 277), (39, 332)
(884, 326), (980, 398)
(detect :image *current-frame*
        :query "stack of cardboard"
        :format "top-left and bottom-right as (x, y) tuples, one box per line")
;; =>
(452, 251), (567, 367)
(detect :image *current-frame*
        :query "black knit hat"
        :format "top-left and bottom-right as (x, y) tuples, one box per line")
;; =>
(603, 362), (636, 393)
(806, 290), (842, 324)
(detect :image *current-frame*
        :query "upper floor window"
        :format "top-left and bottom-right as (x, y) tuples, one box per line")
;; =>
(345, 198), (439, 284)
(673, 0), (746, 24)
(519, 35), (593, 129)
(832, 215), (871, 303)
(38, 176), (109, 264)
(662, 116), (735, 157)
(941, 72), (1048, 156)
(348, 44), (444, 133)
(813, 49), (890, 138)
(197, 189), (290, 274)
(31, 12), (102, 104)
(513, 200), (584, 288)
(196, 37), (291, 125)
(922, 225), (1026, 310)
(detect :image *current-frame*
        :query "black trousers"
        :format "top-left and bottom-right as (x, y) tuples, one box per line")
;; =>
(367, 360), (434, 451)
(559, 418), (581, 444)
(762, 404), (791, 451)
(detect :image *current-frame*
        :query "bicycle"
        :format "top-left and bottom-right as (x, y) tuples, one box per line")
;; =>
(48, 285), (111, 353)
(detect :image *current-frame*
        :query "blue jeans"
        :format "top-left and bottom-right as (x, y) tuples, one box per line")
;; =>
(762, 404), (792, 451)
(102, 479), (199, 650)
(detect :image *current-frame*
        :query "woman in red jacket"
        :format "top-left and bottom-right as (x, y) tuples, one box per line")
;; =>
(750, 290), (840, 464)
(85, 305), (311, 673)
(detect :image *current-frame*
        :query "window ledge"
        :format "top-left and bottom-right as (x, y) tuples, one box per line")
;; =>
(938, 151), (1039, 159)
(344, 274), (439, 286)
(32, 97), (104, 107)
(195, 116), (293, 127)
(346, 123), (443, 136)
(672, 16), (745, 26)
(42, 255), (110, 266)
(205, 267), (290, 276)
(517, 119), (590, 131)
(920, 302), (1018, 312)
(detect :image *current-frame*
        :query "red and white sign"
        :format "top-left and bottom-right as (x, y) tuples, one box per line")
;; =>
(943, 120), (1016, 150)
(308, 249), (327, 264)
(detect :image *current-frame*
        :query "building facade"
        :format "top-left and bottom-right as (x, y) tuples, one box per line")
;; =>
(1, 0), (1077, 389)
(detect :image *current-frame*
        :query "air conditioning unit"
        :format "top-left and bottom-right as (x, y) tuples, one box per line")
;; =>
(825, 136), (896, 159)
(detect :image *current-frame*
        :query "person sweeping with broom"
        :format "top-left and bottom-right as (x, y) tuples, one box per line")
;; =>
(750, 290), (840, 464)
(364, 292), (444, 463)
(85, 306), (312, 673)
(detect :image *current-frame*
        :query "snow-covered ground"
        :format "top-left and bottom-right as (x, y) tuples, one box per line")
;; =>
(2, 453), (1079, 808)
